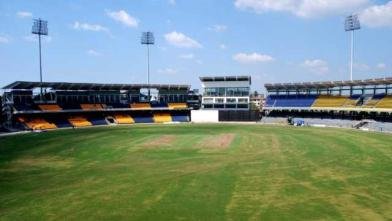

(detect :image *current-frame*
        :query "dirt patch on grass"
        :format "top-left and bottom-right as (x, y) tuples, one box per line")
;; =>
(142, 135), (176, 148)
(199, 133), (236, 149)
(2, 156), (73, 172)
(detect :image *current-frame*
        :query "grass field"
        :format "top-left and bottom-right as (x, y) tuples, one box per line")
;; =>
(0, 124), (391, 221)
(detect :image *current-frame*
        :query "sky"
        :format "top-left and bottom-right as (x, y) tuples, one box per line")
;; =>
(0, 0), (391, 92)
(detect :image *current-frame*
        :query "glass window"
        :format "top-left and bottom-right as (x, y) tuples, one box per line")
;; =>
(225, 104), (236, 109)
(234, 87), (250, 96)
(214, 104), (224, 109)
(215, 98), (224, 103)
(203, 98), (213, 103)
(238, 98), (248, 103)
(204, 88), (217, 96)
(226, 88), (236, 96)
(237, 104), (248, 109)
(226, 98), (236, 103)
(218, 88), (225, 96)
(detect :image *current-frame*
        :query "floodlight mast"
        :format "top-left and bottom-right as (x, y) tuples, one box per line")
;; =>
(141, 31), (155, 101)
(32, 18), (48, 101)
(345, 14), (360, 81)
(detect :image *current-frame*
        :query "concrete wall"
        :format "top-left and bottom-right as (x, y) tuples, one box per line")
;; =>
(191, 110), (219, 123)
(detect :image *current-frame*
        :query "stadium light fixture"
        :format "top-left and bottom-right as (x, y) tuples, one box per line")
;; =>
(32, 18), (48, 100)
(141, 31), (155, 100)
(345, 14), (361, 81)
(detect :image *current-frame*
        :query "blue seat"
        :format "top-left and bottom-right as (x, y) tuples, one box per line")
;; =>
(89, 117), (107, 125)
(132, 114), (154, 123)
(108, 103), (129, 108)
(373, 94), (386, 99)
(266, 95), (317, 107)
(61, 103), (82, 110)
(13, 103), (35, 111)
(151, 102), (168, 108)
(53, 118), (73, 128)
(350, 94), (362, 99)
(171, 114), (189, 122)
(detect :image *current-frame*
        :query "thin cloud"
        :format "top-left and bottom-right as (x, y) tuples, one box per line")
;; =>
(72, 21), (113, 37)
(233, 52), (274, 64)
(234, 0), (369, 18)
(179, 53), (195, 59)
(0, 35), (9, 44)
(376, 63), (387, 69)
(208, 24), (228, 32)
(87, 49), (103, 57)
(157, 68), (178, 75)
(360, 1), (392, 28)
(164, 31), (202, 48)
(301, 59), (329, 75)
(16, 11), (32, 18)
(106, 10), (138, 28)
(72, 21), (109, 32)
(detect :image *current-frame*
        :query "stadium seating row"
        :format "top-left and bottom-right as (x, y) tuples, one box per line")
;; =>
(18, 117), (57, 130)
(38, 104), (62, 111)
(265, 94), (392, 109)
(374, 95), (392, 108)
(18, 112), (189, 130)
(15, 102), (188, 111)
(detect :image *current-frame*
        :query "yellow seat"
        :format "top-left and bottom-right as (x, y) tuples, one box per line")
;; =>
(19, 117), (57, 130)
(312, 95), (349, 108)
(68, 116), (92, 127)
(342, 99), (358, 107)
(363, 99), (381, 108)
(80, 104), (104, 110)
(153, 113), (172, 123)
(38, 104), (62, 111)
(375, 96), (392, 108)
(168, 103), (187, 109)
(114, 114), (135, 124)
(130, 103), (151, 109)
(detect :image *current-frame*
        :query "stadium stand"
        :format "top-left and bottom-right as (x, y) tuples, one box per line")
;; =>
(362, 94), (384, 108)
(265, 95), (317, 108)
(312, 95), (348, 108)
(342, 95), (360, 107)
(1, 81), (192, 131)
(18, 117), (57, 130)
(263, 78), (392, 122)
(88, 116), (108, 126)
(168, 103), (188, 109)
(80, 104), (105, 110)
(171, 112), (189, 122)
(132, 113), (154, 123)
(151, 102), (168, 108)
(38, 104), (62, 111)
(376, 95), (392, 108)
(52, 118), (73, 128)
(130, 103), (151, 109)
(153, 113), (172, 123)
(68, 116), (92, 127)
(114, 114), (135, 124)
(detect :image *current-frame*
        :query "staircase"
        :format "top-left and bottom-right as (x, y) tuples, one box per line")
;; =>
(354, 120), (376, 129)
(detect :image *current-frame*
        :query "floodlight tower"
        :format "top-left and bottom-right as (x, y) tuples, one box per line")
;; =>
(345, 14), (361, 81)
(32, 18), (48, 100)
(141, 31), (155, 100)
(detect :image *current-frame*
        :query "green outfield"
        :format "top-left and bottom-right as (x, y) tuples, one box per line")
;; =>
(0, 124), (391, 220)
